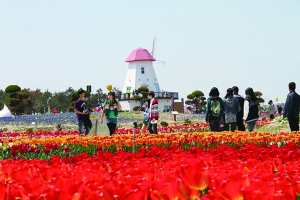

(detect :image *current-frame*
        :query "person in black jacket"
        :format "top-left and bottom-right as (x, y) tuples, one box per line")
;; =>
(232, 86), (245, 131)
(243, 87), (259, 132)
(283, 82), (300, 132)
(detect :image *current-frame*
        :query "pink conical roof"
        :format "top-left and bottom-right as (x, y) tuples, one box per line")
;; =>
(125, 47), (155, 62)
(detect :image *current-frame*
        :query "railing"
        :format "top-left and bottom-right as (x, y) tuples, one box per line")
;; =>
(118, 91), (179, 101)
(154, 92), (178, 99)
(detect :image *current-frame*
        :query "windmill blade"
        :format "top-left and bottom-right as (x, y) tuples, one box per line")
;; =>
(154, 59), (166, 66)
(151, 37), (157, 57)
(151, 37), (166, 66)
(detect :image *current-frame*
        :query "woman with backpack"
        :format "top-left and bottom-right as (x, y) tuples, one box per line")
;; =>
(223, 88), (241, 132)
(205, 87), (225, 132)
(243, 87), (259, 132)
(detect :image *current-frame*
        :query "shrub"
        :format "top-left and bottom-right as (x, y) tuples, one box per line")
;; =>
(5, 85), (21, 93)
(132, 95), (142, 101)
(187, 94), (195, 99)
(133, 106), (140, 111)
(160, 121), (168, 127)
(137, 87), (149, 94)
(192, 90), (204, 97)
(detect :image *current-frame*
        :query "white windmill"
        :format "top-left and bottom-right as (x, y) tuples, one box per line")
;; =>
(119, 38), (178, 111)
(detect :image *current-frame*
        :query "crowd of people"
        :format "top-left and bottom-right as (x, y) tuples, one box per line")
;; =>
(74, 82), (299, 136)
(205, 86), (259, 132)
(205, 82), (300, 133)
(74, 89), (160, 136)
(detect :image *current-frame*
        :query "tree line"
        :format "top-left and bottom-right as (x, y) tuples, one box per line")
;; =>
(0, 85), (121, 115)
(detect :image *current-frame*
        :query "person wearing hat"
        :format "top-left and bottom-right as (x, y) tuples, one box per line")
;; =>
(74, 88), (91, 135)
(283, 82), (300, 132)
(266, 100), (275, 119)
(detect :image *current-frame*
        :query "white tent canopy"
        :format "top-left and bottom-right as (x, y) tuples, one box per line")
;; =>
(0, 104), (12, 118)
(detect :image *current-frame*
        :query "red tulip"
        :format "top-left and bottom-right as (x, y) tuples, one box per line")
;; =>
(50, 155), (60, 164)
(43, 147), (50, 154)
(177, 159), (212, 191)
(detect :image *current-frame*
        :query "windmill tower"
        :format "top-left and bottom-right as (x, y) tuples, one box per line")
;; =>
(122, 47), (161, 94)
(119, 39), (178, 111)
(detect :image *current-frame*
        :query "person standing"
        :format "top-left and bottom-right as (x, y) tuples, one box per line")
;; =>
(148, 91), (159, 134)
(266, 100), (275, 119)
(277, 105), (282, 114)
(232, 86), (245, 131)
(223, 88), (241, 132)
(74, 88), (91, 135)
(100, 92), (122, 136)
(205, 87), (225, 132)
(140, 99), (150, 133)
(283, 82), (300, 132)
(243, 87), (259, 132)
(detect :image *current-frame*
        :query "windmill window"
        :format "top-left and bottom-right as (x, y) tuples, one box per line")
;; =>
(154, 84), (160, 92)
(141, 67), (145, 74)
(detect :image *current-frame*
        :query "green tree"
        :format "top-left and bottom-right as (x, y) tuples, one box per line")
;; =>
(113, 87), (122, 96)
(5, 85), (30, 115)
(42, 90), (53, 113)
(27, 88), (44, 114)
(185, 90), (206, 113)
(133, 86), (149, 110)
(50, 91), (70, 112)
(89, 88), (106, 108)
(69, 91), (78, 112)
(0, 89), (9, 109)
(19, 88), (32, 114)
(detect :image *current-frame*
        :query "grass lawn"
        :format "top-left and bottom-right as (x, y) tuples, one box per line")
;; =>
(256, 122), (290, 133)
(0, 112), (295, 134)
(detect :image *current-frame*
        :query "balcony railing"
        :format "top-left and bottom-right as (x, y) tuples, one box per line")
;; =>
(118, 92), (178, 101)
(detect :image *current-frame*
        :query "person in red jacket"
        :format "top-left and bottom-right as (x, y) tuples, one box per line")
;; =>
(148, 91), (159, 134)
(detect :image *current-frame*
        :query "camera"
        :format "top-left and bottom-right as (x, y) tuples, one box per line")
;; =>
(83, 108), (92, 114)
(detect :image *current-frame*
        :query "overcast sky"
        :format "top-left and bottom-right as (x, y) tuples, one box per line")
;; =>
(0, 0), (299, 103)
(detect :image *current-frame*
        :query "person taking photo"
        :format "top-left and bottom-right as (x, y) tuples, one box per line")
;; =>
(74, 88), (91, 135)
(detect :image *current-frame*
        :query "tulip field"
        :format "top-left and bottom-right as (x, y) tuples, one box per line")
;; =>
(1, 120), (300, 200)
(0, 114), (296, 200)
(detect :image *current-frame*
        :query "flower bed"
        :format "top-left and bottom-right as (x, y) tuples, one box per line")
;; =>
(116, 122), (211, 134)
(0, 117), (272, 138)
(2, 126), (299, 199)
(1, 142), (300, 199)
(0, 130), (79, 139)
